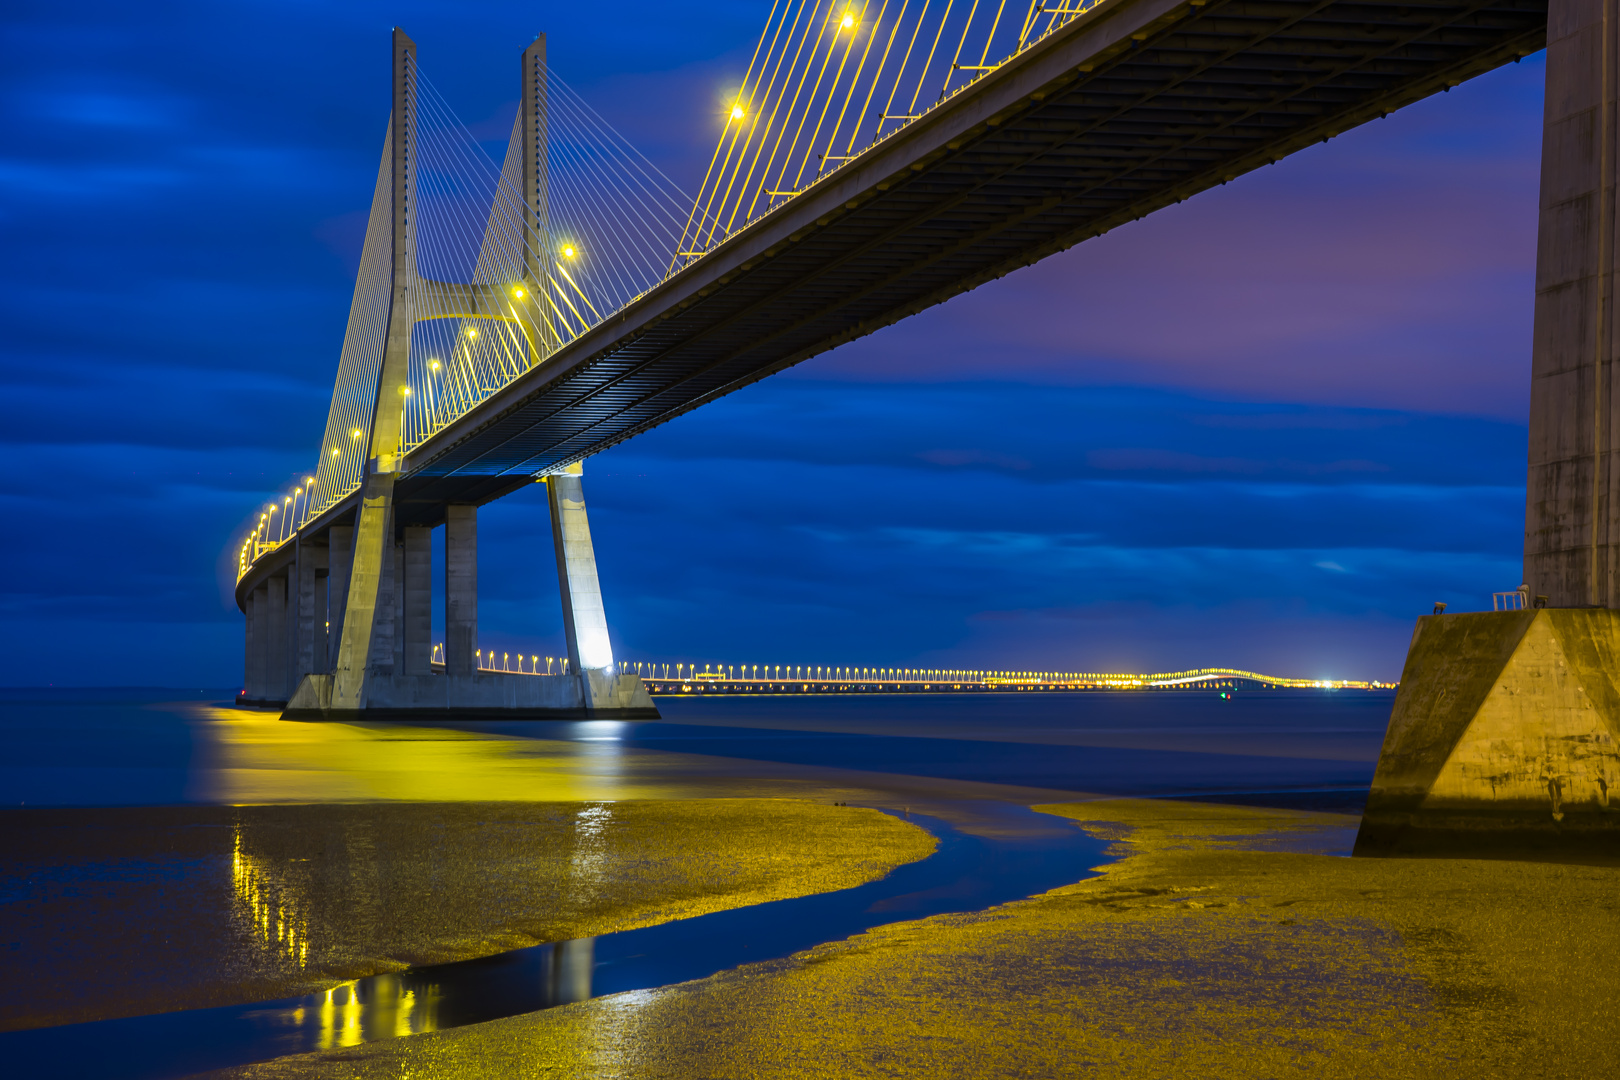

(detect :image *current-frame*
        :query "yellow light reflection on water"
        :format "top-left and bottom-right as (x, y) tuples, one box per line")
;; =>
(232, 826), (309, 969)
(190, 708), (646, 804)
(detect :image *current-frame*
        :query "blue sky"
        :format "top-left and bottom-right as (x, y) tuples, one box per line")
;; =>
(0, 1), (1542, 685)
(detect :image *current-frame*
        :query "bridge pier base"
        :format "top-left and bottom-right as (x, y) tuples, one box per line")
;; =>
(1355, 610), (1620, 860)
(283, 463), (655, 721)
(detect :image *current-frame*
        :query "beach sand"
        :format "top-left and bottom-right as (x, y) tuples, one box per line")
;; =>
(202, 799), (1620, 1078)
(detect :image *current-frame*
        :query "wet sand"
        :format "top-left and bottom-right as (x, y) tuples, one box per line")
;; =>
(0, 799), (932, 1032)
(202, 799), (1620, 1079)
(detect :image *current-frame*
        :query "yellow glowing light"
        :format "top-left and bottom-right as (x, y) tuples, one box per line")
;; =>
(466, 327), (478, 338)
(841, 12), (855, 28)
(305, 477), (313, 485)
(512, 286), (525, 298)
(731, 105), (745, 121)
(561, 244), (577, 258)
(331, 448), (340, 456)
(430, 360), (441, 371)
(402, 386), (411, 396)
(351, 429), (362, 439)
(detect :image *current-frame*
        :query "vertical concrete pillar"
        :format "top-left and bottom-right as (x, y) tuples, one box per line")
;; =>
(266, 574), (289, 701)
(392, 536), (406, 675)
(547, 464), (615, 681)
(376, 532), (398, 678)
(403, 525), (433, 676)
(333, 477), (396, 707)
(314, 570), (328, 677)
(250, 583), (270, 700)
(242, 590), (258, 699)
(521, 34), (556, 354)
(1528, 0), (1620, 607)
(294, 540), (320, 682)
(327, 524), (353, 673)
(445, 505), (478, 677)
(331, 30), (416, 711)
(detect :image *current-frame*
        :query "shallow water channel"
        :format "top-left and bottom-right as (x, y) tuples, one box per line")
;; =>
(1, 804), (1111, 1079)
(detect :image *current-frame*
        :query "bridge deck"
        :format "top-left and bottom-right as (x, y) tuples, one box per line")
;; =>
(382, 0), (1544, 527)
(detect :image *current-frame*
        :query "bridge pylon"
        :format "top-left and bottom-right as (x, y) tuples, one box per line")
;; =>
(1358, 0), (1620, 859)
(252, 30), (654, 720)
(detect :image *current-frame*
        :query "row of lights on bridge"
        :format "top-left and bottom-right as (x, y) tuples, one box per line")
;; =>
(242, 253), (590, 576)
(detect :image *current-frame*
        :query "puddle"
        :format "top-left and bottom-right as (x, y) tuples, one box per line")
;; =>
(0, 805), (1111, 1079)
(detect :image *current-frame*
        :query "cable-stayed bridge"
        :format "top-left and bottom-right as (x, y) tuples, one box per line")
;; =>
(235, 0), (1551, 716)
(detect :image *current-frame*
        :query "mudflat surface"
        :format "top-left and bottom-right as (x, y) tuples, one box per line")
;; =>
(205, 800), (1620, 1079)
(0, 799), (932, 1032)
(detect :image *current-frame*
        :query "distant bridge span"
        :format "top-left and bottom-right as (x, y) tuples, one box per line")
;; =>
(235, 0), (1547, 713)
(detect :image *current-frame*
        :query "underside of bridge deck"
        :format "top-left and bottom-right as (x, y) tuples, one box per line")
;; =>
(391, 0), (1546, 516)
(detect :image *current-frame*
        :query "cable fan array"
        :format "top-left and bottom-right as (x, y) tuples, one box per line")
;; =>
(240, 60), (694, 579)
(677, 0), (1108, 260)
(401, 70), (695, 454)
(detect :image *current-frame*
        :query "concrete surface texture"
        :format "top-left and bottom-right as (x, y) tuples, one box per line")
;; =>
(1528, 0), (1620, 607)
(1357, 608), (1620, 856)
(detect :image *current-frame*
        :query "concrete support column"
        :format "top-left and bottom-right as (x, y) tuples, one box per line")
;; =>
(1528, 0), (1620, 606)
(377, 533), (398, 678)
(332, 475), (396, 708)
(250, 583), (270, 700)
(546, 464), (615, 680)
(445, 505), (478, 677)
(242, 590), (258, 699)
(293, 541), (321, 682)
(314, 571), (328, 677)
(327, 524), (353, 673)
(266, 574), (289, 701)
(403, 526), (433, 675)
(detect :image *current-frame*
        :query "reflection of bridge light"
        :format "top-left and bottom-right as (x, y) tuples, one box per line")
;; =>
(231, 827), (309, 970)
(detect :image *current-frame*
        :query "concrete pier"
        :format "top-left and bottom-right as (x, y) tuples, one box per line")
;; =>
(403, 526), (431, 676)
(327, 524), (352, 671)
(1359, 0), (1620, 859)
(1528, 0), (1620, 606)
(445, 505), (477, 678)
(1355, 609), (1620, 858)
(265, 575), (288, 702)
(547, 464), (656, 715)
